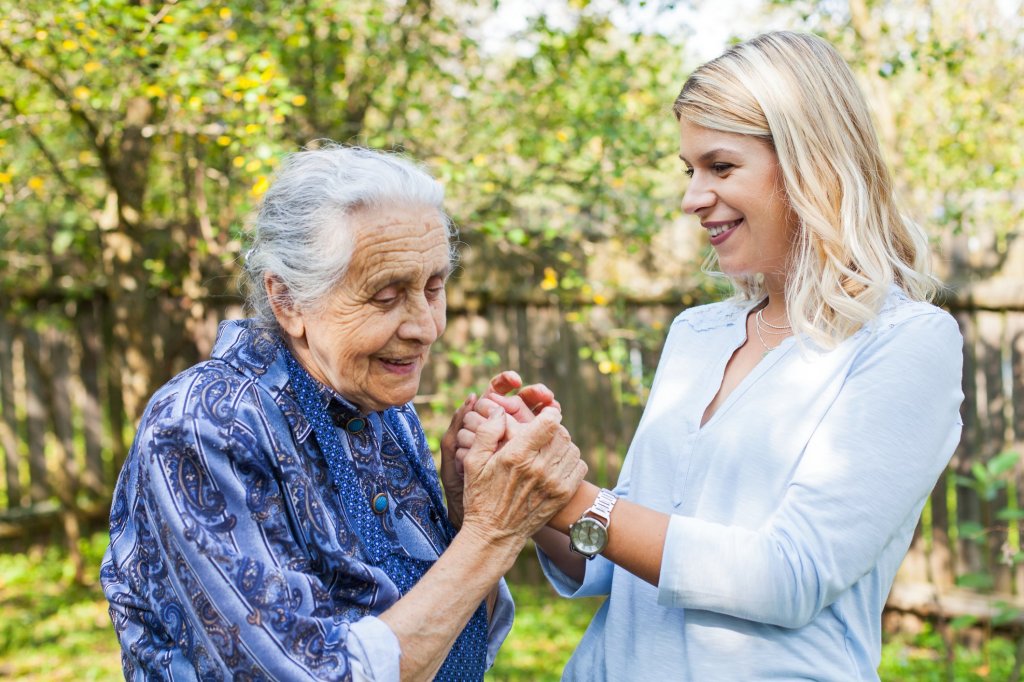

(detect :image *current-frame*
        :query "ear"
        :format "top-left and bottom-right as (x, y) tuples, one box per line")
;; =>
(264, 274), (305, 340)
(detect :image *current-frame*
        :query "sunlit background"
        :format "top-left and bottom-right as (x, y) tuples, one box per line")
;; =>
(0, 0), (1022, 678)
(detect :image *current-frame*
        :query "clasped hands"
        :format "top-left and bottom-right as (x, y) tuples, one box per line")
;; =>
(440, 371), (586, 545)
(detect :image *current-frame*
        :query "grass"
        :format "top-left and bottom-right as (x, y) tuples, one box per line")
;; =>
(0, 531), (1017, 680)
(0, 533), (121, 680)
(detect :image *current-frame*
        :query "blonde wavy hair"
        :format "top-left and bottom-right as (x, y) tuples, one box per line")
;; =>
(673, 31), (937, 347)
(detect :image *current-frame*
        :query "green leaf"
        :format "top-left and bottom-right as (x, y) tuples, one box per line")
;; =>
(955, 572), (994, 590)
(988, 451), (1021, 476)
(949, 614), (980, 630)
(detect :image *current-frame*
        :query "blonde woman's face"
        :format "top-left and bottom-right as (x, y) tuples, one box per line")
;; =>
(678, 119), (798, 286)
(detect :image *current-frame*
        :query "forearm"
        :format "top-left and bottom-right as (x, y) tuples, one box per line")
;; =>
(546, 481), (670, 588)
(379, 528), (522, 681)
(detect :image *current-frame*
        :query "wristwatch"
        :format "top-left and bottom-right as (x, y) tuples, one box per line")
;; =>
(568, 488), (618, 559)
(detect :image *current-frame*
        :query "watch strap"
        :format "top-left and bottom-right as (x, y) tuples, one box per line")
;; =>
(586, 488), (617, 526)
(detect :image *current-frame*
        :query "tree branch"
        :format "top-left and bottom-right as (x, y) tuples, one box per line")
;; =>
(0, 94), (87, 204)
(0, 39), (115, 180)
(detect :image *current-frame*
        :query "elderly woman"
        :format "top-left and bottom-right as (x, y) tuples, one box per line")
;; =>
(100, 145), (586, 681)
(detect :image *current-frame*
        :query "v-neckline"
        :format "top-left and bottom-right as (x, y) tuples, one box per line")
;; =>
(699, 299), (794, 430)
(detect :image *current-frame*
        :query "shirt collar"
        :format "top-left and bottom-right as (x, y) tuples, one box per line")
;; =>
(211, 319), (370, 423)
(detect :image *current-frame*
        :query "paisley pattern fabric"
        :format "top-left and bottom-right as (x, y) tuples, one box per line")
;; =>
(100, 319), (513, 681)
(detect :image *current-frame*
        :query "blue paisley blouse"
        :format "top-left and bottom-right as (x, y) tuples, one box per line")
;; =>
(100, 319), (513, 681)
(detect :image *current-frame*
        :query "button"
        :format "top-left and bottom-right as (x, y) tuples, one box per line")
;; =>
(345, 417), (366, 433)
(372, 492), (388, 514)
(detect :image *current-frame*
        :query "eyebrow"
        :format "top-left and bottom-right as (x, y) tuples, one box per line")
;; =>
(678, 147), (736, 165)
(368, 264), (452, 291)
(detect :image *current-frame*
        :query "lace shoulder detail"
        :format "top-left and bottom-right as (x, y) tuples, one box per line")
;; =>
(673, 299), (750, 332)
(872, 286), (946, 330)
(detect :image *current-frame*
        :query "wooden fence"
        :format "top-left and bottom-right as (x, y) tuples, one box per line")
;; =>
(1, 293), (1023, 624)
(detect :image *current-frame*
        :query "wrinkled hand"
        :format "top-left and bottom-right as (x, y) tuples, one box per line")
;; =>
(440, 396), (477, 529)
(484, 370), (560, 421)
(454, 371), (561, 464)
(460, 406), (587, 546)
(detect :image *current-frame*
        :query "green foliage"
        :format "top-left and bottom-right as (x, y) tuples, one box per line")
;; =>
(0, 0), (695, 421)
(0, 532), (120, 680)
(957, 451), (1021, 502)
(786, 0), (1024, 250)
(952, 451), (1024, 624)
(879, 623), (1017, 681)
(488, 583), (601, 680)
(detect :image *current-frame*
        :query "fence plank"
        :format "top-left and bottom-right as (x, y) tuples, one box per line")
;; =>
(100, 300), (128, 472)
(979, 311), (1012, 592)
(1006, 311), (1024, 595)
(929, 471), (954, 589)
(76, 302), (106, 494)
(0, 316), (22, 508)
(22, 327), (51, 503)
(955, 312), (984, 582)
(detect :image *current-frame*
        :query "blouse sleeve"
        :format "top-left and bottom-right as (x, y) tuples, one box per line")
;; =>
(657, 309), (964, 627)
(115, 409), (401, 681)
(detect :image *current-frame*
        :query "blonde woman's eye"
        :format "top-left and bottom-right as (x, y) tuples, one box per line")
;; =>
(683, 167), (694, 178)
(712, 163), (733, 174)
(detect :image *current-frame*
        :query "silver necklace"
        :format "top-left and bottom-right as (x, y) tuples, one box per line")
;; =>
(756, 308), (791, 331)
(754, 308), (792, 357)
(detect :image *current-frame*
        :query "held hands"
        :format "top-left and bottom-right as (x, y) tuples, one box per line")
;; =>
(459, 405), (586, 548)
(454, 371), (560, 466)
(439, 371), (567, 530)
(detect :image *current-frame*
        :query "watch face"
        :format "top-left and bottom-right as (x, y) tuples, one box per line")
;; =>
(570, 518), (608, 555)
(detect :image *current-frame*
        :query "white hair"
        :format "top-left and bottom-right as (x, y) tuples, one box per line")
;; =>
(242, 143), (455, 326)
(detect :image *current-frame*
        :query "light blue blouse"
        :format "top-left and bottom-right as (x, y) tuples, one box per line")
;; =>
(101, 320), (513, 681)
(541, 287), (964, 681)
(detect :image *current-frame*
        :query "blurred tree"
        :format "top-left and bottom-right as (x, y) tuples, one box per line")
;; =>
(772, 0), (1024, 285)
(4, 0), (1017, 439)
(0, 0), (691, 434)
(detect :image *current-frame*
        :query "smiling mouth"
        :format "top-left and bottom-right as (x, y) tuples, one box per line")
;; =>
(707, 219), (742, 237)
(380, 356), (417, 366)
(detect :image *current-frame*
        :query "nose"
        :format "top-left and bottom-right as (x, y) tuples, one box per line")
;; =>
(681, 174), (715, 215)
(398, 294), (443, 345)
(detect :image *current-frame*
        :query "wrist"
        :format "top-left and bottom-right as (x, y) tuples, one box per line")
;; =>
(548, 481), (600, 532)
(456, 520), (525, 572)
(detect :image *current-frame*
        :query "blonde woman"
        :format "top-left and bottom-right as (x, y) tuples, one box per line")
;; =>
(458, 31), (963, 680)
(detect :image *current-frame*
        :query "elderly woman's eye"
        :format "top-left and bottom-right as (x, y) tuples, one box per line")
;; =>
(426, 277), (446, 299)
(373, 286), (400, 305)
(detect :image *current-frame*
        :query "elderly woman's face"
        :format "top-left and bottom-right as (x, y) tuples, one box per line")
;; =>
(280, 205), (450, 413)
